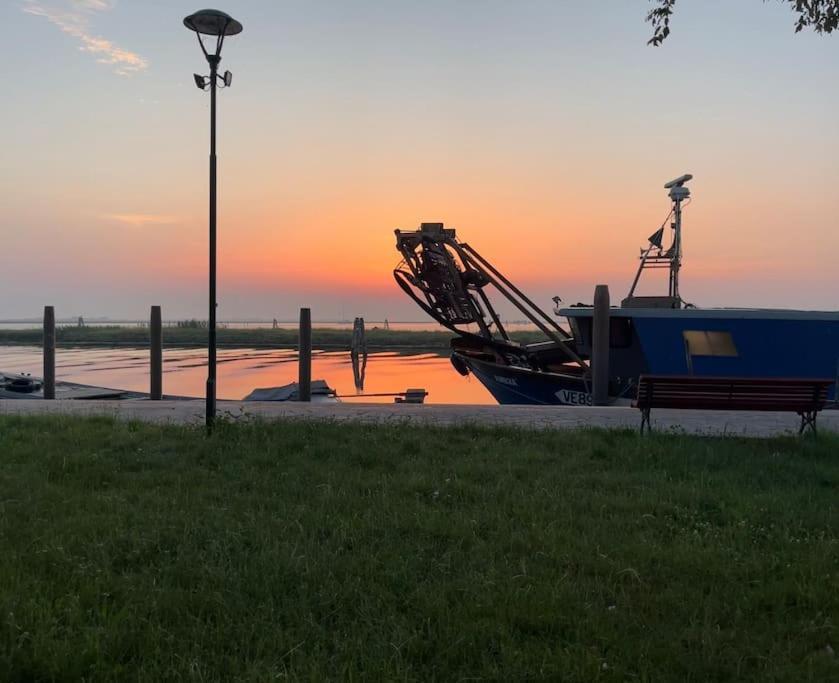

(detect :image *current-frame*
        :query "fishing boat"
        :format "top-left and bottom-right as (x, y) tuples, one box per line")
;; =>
(393, 175), (839, 405)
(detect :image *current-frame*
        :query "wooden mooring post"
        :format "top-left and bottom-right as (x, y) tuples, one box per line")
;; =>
(592, 285), (610, 406)
(351, 317), (368, 391)
(298, 307), (312, 402)
(43, 306), (55, 400)
(150, 305), (162, 400)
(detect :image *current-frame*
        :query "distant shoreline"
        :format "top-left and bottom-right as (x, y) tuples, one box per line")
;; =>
(0, 326), (545, 350)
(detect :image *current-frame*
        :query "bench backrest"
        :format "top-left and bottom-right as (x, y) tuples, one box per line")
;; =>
(635, 375), (834, 412)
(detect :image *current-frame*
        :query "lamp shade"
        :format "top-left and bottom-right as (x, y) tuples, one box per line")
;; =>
(183, 9), (243, 36)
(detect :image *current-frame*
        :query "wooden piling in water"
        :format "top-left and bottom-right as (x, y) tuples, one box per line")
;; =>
(592, 285), (610, 406)
(43, 306), (55, 400)
(351, 317), (368, 391)
(150, 305), (162, 400)
(298, 307), (312, 402)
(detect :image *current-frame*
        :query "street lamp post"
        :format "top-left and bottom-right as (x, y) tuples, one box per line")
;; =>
(183, 9), (242, 431)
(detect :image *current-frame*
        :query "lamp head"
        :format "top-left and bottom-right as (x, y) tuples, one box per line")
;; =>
(183, 9), (243, 37)
(193, 73), (208, 89)
(223, 70), (232, 87)
(184, 9), (242, 62)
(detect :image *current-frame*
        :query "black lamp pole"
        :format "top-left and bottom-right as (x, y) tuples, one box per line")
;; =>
(184, 9), (242, 431)
(207, 51), (218, 430)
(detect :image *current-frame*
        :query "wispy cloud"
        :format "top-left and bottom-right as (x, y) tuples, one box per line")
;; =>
(23, 0), (148, 76)
(104, 214), (179, 226)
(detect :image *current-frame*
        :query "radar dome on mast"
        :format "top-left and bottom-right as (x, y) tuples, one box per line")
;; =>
(665, 173), (692, 202)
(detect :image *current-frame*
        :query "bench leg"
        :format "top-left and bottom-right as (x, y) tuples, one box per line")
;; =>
(798, 411), (818, 436)
(640, 407), (651, 435)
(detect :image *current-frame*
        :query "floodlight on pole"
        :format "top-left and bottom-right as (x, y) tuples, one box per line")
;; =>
(183, 8), (242, 432)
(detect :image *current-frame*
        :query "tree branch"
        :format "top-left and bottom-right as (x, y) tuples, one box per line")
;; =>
(646, 0), (838, 45)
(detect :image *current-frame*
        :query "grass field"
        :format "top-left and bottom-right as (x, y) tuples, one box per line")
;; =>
(1, 416), (838, 680)
(0, 326), (546, 350)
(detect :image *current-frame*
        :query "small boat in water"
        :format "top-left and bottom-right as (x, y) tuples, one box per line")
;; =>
(243, 380), (338, 402)
(0, 372), (41, 397)
(0, 371), (140, 400)
(393, 175), (839, 405)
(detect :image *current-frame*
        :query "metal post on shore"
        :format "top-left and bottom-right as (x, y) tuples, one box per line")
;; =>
(592, 285), (610, 406)
(182, 9), (243, 430)
(43, 306), (55, 400)
(298, 307), (312, 402)
(150, 305), (163, 400)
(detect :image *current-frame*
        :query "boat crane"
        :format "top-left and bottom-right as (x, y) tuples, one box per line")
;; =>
(393, 222), (588, 370)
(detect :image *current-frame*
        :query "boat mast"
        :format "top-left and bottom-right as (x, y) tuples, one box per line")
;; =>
(623, 174), (692, 308)
(664, 174), (692, 303)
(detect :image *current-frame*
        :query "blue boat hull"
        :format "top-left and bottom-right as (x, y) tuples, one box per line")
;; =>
(456, 354), (632, 406)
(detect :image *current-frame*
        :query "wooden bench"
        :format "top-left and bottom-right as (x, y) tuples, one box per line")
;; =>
(633, 375), (834, 435)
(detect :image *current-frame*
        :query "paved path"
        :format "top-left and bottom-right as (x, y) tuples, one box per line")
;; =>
(1, 399), (837, 437)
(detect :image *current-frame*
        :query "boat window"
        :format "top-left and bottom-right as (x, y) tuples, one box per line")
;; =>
(609, 318), (633, 348)
(683, 330), (738, 357)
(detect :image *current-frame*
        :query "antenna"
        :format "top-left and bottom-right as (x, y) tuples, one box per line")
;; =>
(667, 173), (693, 302)
(664, 173), (693, 189)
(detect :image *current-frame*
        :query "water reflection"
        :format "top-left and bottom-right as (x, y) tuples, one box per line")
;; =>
(350, 317), (368, 391)
(0, 346), (495, 405)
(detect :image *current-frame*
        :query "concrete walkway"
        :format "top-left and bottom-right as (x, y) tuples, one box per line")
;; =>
(1, 399), (837, 437)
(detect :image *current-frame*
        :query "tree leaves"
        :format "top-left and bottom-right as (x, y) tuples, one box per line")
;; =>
(646, 0), (677, 46)
(646, 0), (839, 45)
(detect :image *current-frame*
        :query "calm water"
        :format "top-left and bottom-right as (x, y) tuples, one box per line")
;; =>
(0, 346), (496, 405)
(0, 320), (540, 333)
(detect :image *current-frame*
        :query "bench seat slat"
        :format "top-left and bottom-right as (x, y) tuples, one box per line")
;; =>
(640, 389), (824, 398)
(640, 388), (825, 396)
(639, 392), (826, 402)
(636, 375), (833, 386)
(636, 399), (818, 412)
(641, 386), (827, 398)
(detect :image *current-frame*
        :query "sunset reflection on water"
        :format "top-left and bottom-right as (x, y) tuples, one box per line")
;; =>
(0, 346), (495, 405)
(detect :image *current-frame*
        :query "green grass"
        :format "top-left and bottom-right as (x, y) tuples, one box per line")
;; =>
(1, 416), (838, 680)
(0, 326), (546, 350)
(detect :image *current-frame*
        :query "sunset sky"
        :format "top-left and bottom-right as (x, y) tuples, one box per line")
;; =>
(1, 0), (837, 321)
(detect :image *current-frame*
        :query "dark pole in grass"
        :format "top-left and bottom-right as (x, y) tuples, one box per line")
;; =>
(592, 285), (610, 406)
(299, 308), (312, 402)
(43, 306), (55, 400)
(150, 306), (163, 400)
(183, 9), (243, 431)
